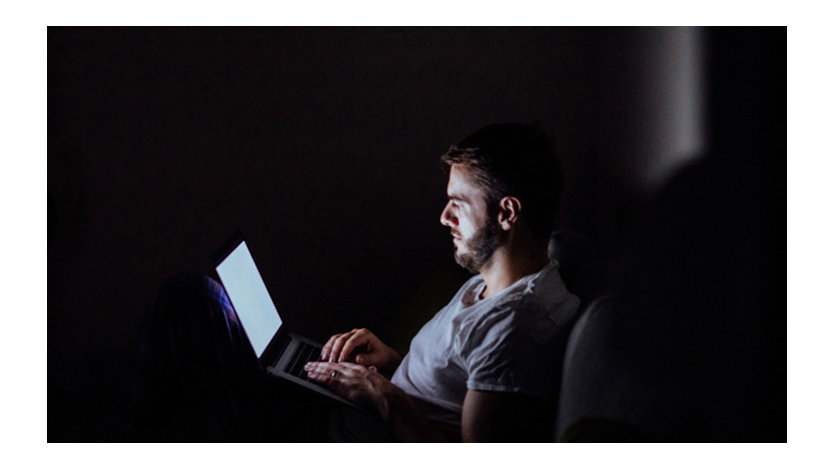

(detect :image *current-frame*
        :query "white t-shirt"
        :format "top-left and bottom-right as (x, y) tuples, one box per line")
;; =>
(390, 260), (580, 432)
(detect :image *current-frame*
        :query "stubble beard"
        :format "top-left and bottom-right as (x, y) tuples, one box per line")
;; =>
(454, 218), (501, 274)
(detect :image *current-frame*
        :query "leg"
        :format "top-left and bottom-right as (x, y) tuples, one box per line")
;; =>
(131, 272), (332, 441)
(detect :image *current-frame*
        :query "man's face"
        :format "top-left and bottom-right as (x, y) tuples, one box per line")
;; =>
(440, 164), (501, 273)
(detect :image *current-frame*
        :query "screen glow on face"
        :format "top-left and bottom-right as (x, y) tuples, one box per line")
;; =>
(215, 241), (282, 357)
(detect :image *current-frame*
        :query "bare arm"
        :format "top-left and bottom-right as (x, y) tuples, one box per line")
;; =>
(305, 360), (555, 442)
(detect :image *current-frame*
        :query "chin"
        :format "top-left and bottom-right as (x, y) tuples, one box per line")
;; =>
(453, 252), (480, 274)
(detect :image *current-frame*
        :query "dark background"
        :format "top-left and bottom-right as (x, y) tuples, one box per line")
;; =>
(48, 27), (785, 441)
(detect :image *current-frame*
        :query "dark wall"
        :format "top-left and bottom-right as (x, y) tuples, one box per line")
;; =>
(47, 27), (785, 441)
(48, 28), (602, 440)
(49, 27), (604, 358)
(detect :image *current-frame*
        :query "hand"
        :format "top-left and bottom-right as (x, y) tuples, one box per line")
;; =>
(321, 328), (402, 374)
(303, 361), (397, 413)
(305, 361), (447, 442)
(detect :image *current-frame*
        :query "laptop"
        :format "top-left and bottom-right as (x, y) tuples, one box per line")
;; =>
(212, 231), (357, 408)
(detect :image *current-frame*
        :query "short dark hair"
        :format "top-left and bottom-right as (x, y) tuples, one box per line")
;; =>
(441, 122), (565, 239)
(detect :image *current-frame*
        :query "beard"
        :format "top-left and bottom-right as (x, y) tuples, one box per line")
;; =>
(453, 218), (501, 273)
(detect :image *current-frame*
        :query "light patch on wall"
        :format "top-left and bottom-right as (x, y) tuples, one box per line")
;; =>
(641, 27), (707, 191)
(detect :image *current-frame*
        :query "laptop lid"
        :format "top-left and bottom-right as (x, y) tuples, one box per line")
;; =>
(213, 232), (282, 358)
(212, 232), (360, 409)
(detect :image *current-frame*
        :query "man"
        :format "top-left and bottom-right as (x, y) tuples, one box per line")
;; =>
(303, 122), (580, 442)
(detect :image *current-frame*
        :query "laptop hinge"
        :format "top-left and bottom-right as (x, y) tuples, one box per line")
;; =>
(259, 326), (291, 369)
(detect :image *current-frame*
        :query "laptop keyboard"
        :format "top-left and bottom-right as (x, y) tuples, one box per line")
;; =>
(285, 342), (323, 379)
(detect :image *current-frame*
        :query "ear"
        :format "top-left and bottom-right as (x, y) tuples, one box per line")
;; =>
(497, 196), (521, 231)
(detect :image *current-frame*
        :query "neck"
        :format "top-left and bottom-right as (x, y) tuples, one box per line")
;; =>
(478, 235), (550, 300)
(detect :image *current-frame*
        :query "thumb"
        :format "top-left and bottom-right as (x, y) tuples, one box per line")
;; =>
(355, 354), (364, 364)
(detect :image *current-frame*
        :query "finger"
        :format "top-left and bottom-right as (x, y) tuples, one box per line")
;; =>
(306, 361), (361, 375)
(321, 334), (339, 360)
(327, 333), (350, 362)
(323, 331), (350, 361)
(333, 329), (363, 363)
(303, 361), (336, 383)
(339, 332), (369, 363)
(304, 362), (359, 392)
(354, 353), (382, 365)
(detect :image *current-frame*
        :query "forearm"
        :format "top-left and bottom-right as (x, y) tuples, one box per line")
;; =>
(306, 360), (446, 441)
(376, 386), (448, 442)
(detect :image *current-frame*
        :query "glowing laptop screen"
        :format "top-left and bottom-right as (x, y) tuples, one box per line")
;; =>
(215, 241), (282, 357)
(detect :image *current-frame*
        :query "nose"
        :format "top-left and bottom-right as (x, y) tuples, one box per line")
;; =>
(440, 201), (456, 227)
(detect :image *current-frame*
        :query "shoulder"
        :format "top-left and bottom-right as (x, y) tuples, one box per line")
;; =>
(496, 261), (580, 323)
(520, 261), (581, 326)
(465, 265), (580, 347)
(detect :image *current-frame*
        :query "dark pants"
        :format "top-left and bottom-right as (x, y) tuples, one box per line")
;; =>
(132, 272), (339, 442)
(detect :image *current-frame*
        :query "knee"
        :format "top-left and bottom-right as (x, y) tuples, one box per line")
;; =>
(159, 271), (215, 293)
(151, 272), (233, 326)
(157, 272), (224, 304)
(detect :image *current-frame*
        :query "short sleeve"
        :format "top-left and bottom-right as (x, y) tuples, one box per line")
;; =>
(461, 301), (564, 399)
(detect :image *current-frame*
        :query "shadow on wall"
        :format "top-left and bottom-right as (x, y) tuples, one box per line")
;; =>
(558, 151), (784, 442)
(557, 27), (785, 442)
